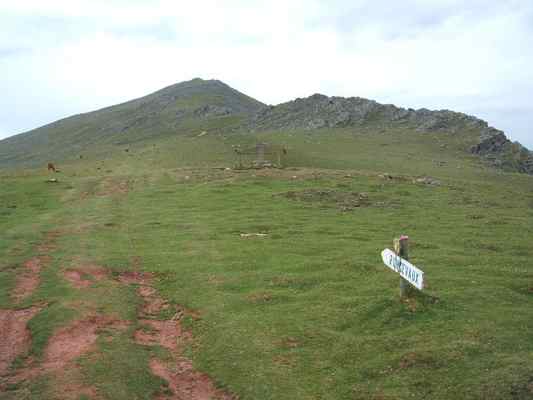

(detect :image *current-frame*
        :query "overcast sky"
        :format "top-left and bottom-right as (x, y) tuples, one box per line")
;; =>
(1, 0), (532, 147)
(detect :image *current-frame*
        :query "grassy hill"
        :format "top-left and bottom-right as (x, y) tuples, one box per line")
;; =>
(0, 78), (531, 174)
(1, 125), (533, 399)
(0, 79), (264, 167)
(1, 80), (533, 399)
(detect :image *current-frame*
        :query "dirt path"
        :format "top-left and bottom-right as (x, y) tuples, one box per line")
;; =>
(119, 271), (236, 400)
(2, 225), (236, 399)
(0, 232), (58, 378)
(0, 307), (41, 376)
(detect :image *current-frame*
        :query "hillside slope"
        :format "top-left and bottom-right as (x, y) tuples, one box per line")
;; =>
(0, 78), (531, 174)
(0, 79), (265, 167)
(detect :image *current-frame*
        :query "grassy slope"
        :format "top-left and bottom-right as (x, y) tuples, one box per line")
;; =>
(1, 128), (533, 399)
(0, 79), (263, 168)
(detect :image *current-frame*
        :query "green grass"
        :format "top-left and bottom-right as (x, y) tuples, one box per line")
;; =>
(1, 129), (532, 399)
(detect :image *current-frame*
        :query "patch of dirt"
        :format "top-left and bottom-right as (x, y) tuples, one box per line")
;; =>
(42, 316), (112, 371)
(139, 288), (170, 317)
(0, 307), (41, 376)
(119, 268), (234, 399)
(278, 189), (370, 211)
(117, 271), (154, 285)
(64, 271), (91, 288)
(9, 314), (129, 386)
(149, 358), (235, 400)
(12, 256), (51, 303)
(7, 311), (129, 393)
(63, 265), (107, 289)
(134, 320), (189, 351)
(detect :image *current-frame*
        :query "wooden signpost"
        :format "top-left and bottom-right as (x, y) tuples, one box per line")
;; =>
(381, 235), (424, 297)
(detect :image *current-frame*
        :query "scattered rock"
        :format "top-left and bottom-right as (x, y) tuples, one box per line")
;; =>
(193, 104), (233, 118)
(240, 233), (268, 238)
(414, 177), (441, 186)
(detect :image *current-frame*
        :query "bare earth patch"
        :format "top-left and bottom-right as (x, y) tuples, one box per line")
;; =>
(12, 256), (50, 303)
(119, 270), (234, 399)
(150, 358), (235, 400)
(134, 320), (188, 351)
(117, 271), (154, 285)
(9, 314), (129, 388)
(43, 315), (128, 371)
(0, 307), (41, 376)
(63, 265), (107, 289)
(42, 317), (100, 371)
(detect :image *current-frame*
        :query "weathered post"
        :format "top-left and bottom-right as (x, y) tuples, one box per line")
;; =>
(394, 235), (410, 298)
(381, 236), (423, 298)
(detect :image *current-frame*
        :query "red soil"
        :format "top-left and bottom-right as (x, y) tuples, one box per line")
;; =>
(0, 307), (41, 376)
(119, 269), (233, 399)
(117, 271), (154, 285)
(134, 319), (187, 350)
(12, 256), (50, 302)
(42, 317), (100, 371)
(63, 265), (107, 289)
(150, 358), (235, 400)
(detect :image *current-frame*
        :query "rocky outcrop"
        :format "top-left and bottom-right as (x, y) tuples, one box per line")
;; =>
(471, 131), (533, 174)
(193, 104), (234, 118)
(248, 94), (488, 133)
(247, 93), (532, 175)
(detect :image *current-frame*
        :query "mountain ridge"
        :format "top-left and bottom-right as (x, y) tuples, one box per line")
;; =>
(247, 92), (533, 174)
(0, 78), (531, 174)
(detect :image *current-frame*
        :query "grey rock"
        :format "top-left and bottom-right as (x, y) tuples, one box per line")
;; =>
(193, 104), (234, 118)
(245, 92), (532, 175)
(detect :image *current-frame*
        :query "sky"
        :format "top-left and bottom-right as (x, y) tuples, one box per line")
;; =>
(1, 0), (532, 147)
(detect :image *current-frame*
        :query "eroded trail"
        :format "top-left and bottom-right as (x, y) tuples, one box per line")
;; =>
(1, 198), (236, 399)
(120, 271), (236, 400)
(0, 307), (41, 376)
(11, 256), (47, 303)
(0, 232), (58, 379)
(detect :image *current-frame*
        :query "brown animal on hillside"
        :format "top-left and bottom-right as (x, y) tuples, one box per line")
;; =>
(47, 163), (57, 172)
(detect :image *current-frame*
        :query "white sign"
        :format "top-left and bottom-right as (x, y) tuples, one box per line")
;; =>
(381, 249), (424, 290)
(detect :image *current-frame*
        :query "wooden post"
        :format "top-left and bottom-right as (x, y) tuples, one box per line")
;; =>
(394, 235), (410, 298)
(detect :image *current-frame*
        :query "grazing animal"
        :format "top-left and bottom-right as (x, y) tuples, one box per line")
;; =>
(47, 163), (56, 172)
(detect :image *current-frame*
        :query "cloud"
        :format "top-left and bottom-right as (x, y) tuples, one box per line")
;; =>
(0, 0), (532, 147)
